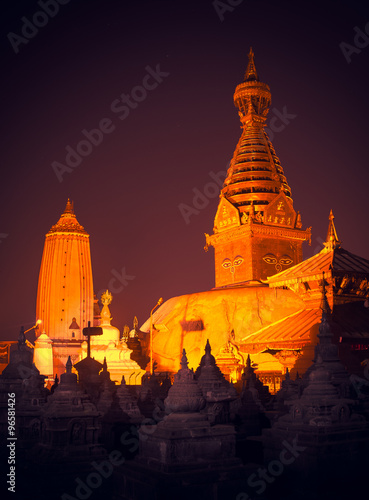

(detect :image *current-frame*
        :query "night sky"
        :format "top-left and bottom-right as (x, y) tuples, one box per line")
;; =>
(1, 0), (369, 341)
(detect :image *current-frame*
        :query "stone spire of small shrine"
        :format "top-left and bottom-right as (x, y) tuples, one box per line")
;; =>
(116, 375), (143, 423)
(165, 349), (205, 414)
(132, 347), (244, 494)
(306, 279), (350, 396)
(39, 354), (104, 463)
(241, 354), (270, 404)
(196, 339), (216, 372)
(66, 355), (72, 373)
(196, 340), (238, 424)
(59, 355), (78, 387)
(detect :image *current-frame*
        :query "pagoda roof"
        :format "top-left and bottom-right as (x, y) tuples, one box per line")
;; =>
(240, 301), (369, 352)
(240, 308), (320, 351)
(267, 246), (369, 287)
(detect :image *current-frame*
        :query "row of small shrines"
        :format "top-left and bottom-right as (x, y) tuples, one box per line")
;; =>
(1, 298), (369, 500)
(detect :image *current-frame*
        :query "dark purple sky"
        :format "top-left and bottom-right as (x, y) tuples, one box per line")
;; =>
(1, 0), (369, 340)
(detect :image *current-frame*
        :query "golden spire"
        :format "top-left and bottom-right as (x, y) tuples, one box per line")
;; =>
(63, 198), (74, 216)
(221, 49), (292, 215)
(244, 47), (259, 81)
(323, 210), (341, 251)
(100, 290), (113, 326)
(48, 200), (87, 235)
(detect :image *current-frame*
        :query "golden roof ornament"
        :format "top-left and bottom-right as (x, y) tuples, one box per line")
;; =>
(101, 290), (113, 306)
(323, 210), (341, 251)
(100, 290), (113, 326)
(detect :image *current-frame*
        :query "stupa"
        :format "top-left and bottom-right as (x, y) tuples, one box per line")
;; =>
(81, 290), (146, 384)
(0, 328), (47, 450)
(195, 340), (238, 424)
(262, 300), (369, 498)
(205, 47), (311, 286)
(114, 349), (247, 500)
(35, 356), (105, 462)
(139, 50), (312, 385)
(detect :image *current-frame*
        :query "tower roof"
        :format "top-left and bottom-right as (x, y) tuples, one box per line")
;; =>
(222, 49), (292, 213)
(47, 199), (88, 235)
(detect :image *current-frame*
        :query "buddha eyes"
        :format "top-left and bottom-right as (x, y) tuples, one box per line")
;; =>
(263, 254), (293, 269)
(222, 259), (232, 269)
(222, 256), (244, 271)
(263, 254), (277, 265)
(279, 257), (293, 266)
(233, 256), (244, 267)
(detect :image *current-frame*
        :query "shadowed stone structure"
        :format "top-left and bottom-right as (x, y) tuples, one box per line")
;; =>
(113, 349), (248, 500)
(262, 295), (369, 498)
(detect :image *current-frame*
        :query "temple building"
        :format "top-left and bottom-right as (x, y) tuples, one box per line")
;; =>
(140, 50), (369, 392)
(34, 200), (94, 377)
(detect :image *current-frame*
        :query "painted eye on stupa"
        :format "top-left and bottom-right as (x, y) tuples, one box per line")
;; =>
(279, 255), (293, 266)
(263, 254), (277, 265)
(222, 259), (232, 269)
(233, 256), (244, 267)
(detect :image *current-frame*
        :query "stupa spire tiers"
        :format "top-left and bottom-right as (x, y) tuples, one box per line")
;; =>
(223, 48), (291, 211)
(205, 51), (311, 286)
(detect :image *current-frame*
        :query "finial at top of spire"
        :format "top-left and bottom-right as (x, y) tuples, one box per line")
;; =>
(63, 199), (74, 215)
(244, 47), (259, 82)
(180, 349), (189, 370)
(323, 210), (341, 251)
(133, 316), (138, 330)
(48, 199), (87, 235)
(66, 355), (72, 374)
(100, 290), (113, 326)
(205, 339), (211, 354)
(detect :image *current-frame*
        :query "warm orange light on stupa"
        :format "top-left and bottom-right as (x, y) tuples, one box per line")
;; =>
(205, 48), (310, 287)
